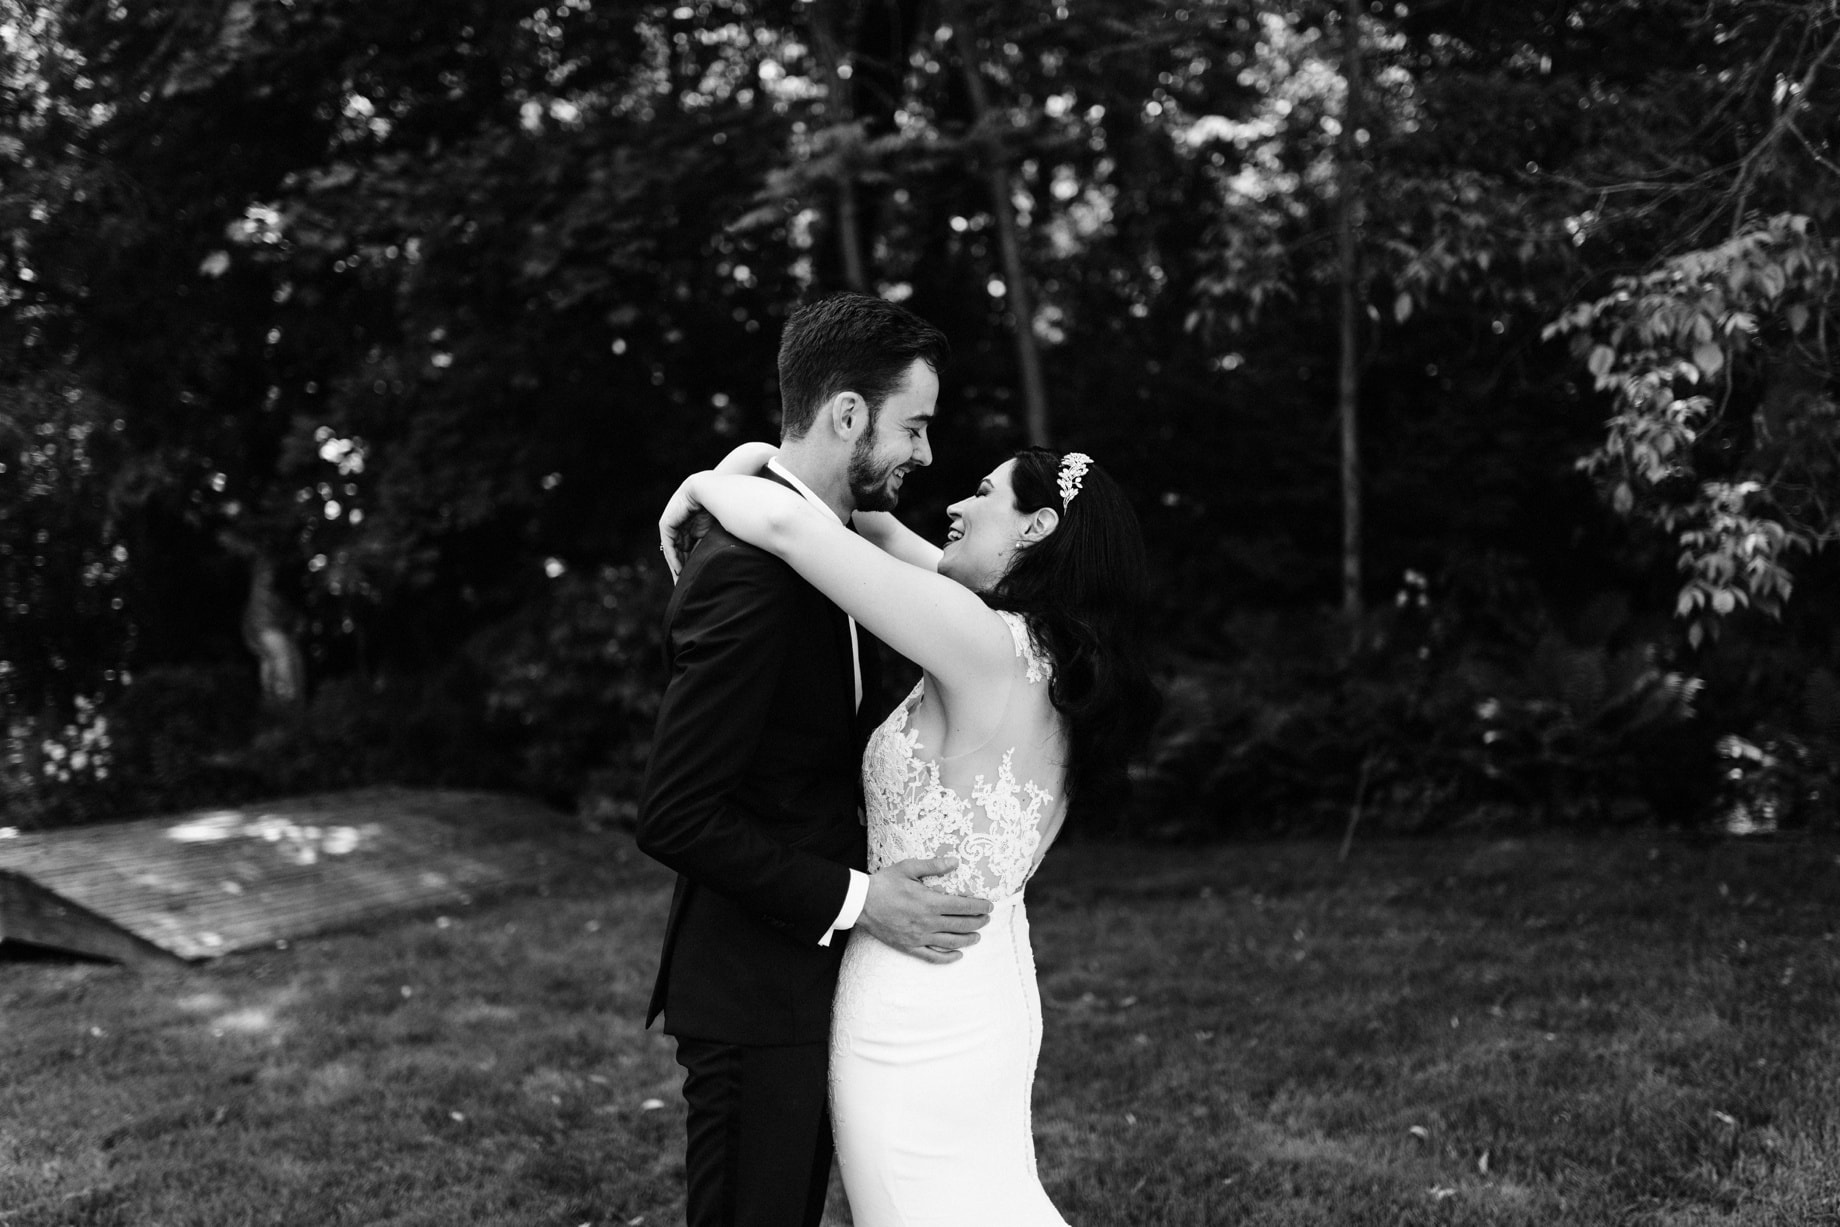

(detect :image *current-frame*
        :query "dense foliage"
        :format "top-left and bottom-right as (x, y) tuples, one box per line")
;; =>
(3, 0), (1837, 835)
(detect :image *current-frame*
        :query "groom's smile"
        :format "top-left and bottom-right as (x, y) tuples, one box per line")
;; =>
(847, 358), (938, 512)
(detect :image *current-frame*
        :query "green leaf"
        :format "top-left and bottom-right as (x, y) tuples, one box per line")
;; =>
(1692, 341), (1724, 376)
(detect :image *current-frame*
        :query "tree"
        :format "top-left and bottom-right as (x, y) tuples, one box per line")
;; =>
(14, 0), (1838, 830)
(1541, 2), (1840, 645)
(5, 0), (811, 679)
(944, 0), (1051, 446)
(1334, 0), (1363, 625)
(1550, 218), (1840, 645)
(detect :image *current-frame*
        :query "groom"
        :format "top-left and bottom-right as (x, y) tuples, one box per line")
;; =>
(637, 293), (993, 1227)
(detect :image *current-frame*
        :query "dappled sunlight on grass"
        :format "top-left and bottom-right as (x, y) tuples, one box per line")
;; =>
(170, 989), (232, 1014)
(167, 983), (303, 1045)
(208, 1004), (281, 1036)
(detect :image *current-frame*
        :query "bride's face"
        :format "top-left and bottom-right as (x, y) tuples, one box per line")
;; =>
(938, 460), (1030, 592)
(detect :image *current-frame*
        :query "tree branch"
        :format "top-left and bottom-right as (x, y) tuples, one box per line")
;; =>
(1728, 21), (1840, 235)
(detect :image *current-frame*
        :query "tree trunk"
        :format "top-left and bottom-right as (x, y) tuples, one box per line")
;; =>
(948, 9), (1051, 447)
(1336, 0), (1365, 628)
(835, 175), (867, 292)
(242, 556), (305, 709)
(810, 3), (868, 291)
(221, 532), (305, 709)
(847, 0), (927, 285)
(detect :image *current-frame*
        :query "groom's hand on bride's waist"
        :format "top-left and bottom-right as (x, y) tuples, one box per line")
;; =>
(857, 858), (993, 964)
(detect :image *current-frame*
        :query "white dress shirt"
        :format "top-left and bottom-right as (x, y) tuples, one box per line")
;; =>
(765, 459), (871, 944)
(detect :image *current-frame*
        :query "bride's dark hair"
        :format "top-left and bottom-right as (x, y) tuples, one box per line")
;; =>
(984, 447), (1160, 819)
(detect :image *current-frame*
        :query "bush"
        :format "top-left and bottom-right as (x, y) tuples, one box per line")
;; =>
(1, 664), (268, 830)
(104, 663), (268, 809)
(1, 695), (121, 830)
(0, 563), (670, 830)
(472, 563), (671, 823)
(1131, 587), (1713, 841)
(237, 664), (521, 798)
(1701, 659), (1840, 834)
(1131, 606), (1475, 839)
(1, 658), (532, 831)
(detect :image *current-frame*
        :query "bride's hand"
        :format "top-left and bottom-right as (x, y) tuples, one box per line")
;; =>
(658, 443), (778, 580)
(658, 474), (715, 581)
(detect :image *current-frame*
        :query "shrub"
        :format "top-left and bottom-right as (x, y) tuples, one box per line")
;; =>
(1, 657), (534, 830)
(0, 564), (669, 829)
(237, 664), (520, 798)
(104, 663), (268, 809)
(1131, 606), (1477, 839)
(1464, 634), (1706, 825)
(473, 563), (671, 823)
(0, 665), (270, 830)
(1, 695), (122, 830)
(1130, 587), (1713, 841)
(1704, 663), (1840, 834)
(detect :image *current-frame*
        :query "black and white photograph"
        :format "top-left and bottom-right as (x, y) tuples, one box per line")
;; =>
(3, 1), (1839, 1224)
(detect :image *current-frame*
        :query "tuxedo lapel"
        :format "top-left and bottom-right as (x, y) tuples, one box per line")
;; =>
(859, 622), (883, 703)
(836, 521), (869, 722)
(853, 623), (886, 743)
(833, 602), (858, 724)
(759, 466), (860, 724)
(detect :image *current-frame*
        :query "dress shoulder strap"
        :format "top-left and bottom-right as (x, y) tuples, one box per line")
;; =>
(994, 609), (1051, 686)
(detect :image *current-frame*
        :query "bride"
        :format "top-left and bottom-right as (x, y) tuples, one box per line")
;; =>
(660, 443), (1157, 1226)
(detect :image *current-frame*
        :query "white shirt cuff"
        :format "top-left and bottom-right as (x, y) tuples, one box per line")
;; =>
(817, 869), (871, 947)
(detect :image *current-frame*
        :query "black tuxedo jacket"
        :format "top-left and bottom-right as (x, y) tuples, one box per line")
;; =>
(636, 477), (879, 1046)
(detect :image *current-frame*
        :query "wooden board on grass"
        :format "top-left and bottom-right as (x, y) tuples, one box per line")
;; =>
(0, 788), (571, 964)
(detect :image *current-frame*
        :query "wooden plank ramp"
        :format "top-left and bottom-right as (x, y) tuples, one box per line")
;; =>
(0, 788), (573, 965)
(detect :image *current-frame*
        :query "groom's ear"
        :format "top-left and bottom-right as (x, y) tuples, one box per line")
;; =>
(826, 391), (869, 442)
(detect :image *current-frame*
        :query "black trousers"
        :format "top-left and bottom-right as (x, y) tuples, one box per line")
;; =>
(673, 1037), (833, 1227)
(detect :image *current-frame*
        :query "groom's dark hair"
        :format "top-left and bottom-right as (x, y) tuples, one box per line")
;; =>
(776, 293), (948, 440)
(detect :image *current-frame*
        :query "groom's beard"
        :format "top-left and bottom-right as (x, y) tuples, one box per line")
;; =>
(849, 438), (907, 512)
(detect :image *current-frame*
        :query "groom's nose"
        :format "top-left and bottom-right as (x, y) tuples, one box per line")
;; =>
(912, 433), (933, 467)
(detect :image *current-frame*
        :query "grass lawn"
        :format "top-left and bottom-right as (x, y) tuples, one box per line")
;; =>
(3, 826), (1838, 1226)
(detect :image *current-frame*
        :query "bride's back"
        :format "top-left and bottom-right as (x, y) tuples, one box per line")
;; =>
(862, 610), (1067, 902)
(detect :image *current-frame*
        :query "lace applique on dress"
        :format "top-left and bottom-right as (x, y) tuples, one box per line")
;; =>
(1001, 609), (1049, 686)
(859, 611), (1059, 902)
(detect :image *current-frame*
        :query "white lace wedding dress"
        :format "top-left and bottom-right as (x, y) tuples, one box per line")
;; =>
(831, 610), (1070, 1226)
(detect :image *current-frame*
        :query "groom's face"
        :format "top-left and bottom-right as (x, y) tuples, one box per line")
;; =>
(848, 358), (938, 512)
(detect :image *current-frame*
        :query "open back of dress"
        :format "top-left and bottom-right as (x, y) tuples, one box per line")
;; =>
(832, 609), (1072, 1226)
(859, 609), (1068, 902)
